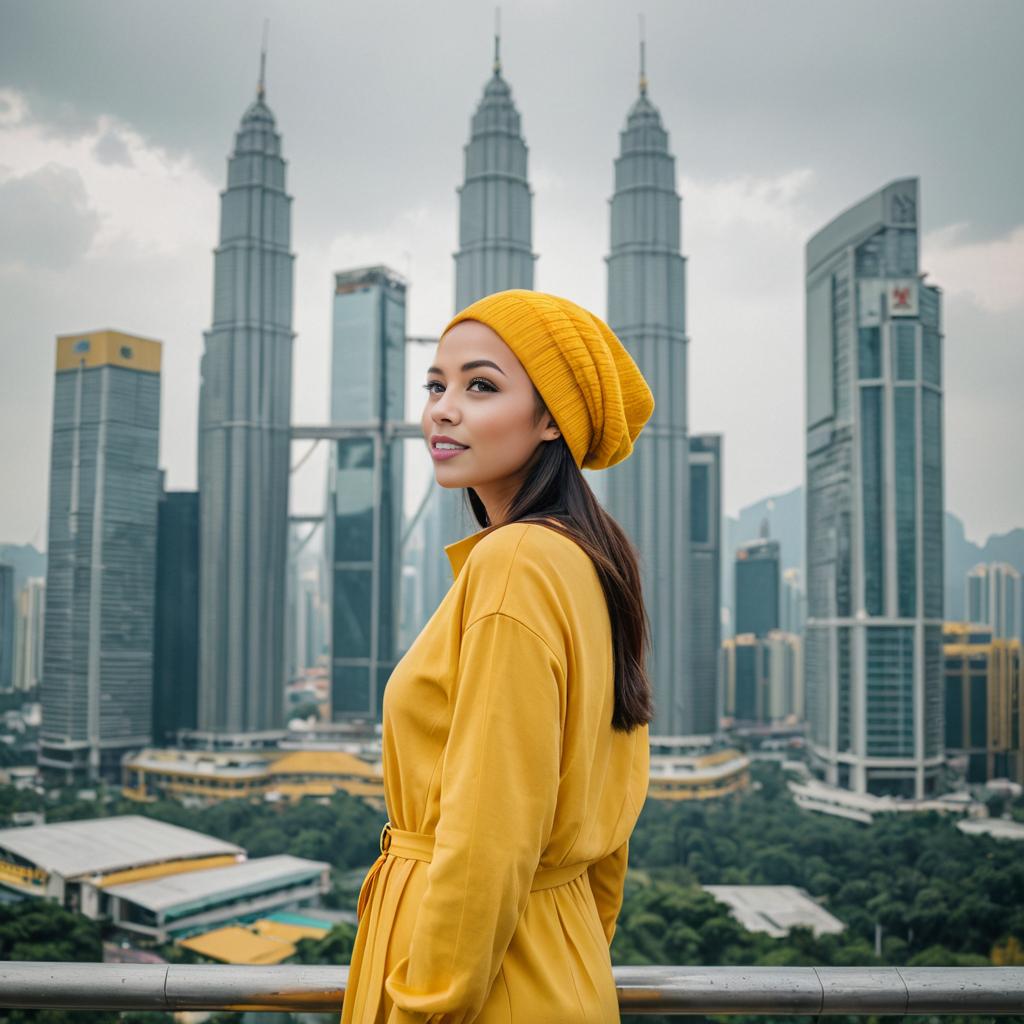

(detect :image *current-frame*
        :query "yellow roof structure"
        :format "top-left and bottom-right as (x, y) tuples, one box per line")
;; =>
(178, 926), (295, 965)
(253, 918), (329, 943)
(271, 750), (380, 778)
(55, 330), (161, 374)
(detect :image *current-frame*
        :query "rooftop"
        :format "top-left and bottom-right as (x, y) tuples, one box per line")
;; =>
(104, 854), (329, 914)
(703, 884), (845, 939)
(0, 815), (242, 879)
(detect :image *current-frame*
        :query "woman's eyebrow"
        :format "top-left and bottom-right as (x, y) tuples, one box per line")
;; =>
(426, 359), (506, 377)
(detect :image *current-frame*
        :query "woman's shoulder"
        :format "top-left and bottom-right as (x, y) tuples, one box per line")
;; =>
(470, 518), (590, 571)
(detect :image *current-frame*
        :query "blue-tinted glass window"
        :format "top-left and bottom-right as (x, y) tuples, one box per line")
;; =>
(922, 328), (941, 386)
(690, 464), (709, 544)
(893, 323), (916, 380)
(866, 626), (915, 757)
(921, 389), (943, 618)
(894, 388), (917, 616)
(860, 387), (884, 615)
(969, 675), (988, 747)
(945, 674), (962, 747)
(858, 327), (881, 378)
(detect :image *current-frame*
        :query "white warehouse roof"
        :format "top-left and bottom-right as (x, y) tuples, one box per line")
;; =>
(104, 854), (329, 914)
(0, 815), (243, 879)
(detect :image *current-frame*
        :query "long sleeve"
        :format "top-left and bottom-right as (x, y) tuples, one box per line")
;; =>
(384, 611), (564, 1024)
(586, 839), (629, 945)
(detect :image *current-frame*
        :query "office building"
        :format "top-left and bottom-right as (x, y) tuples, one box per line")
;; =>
(39, 330), (162, 781)
(605, 47), (693, 735)
(804, 178), (945, 797)
(0, 564), (13, 692)
(196, 61), (294, 735)
(418, 31), (537, 626)
(782, 568), (806, 636)
(943, 623), (1022, 785)
(14, 578), (45, 692)
(689, 435), (723, 732)
(735, 534), (781, 638)
(328, 266), (406, 722)
(966, 563), (1023, 643)
(152, 489), (199, 746)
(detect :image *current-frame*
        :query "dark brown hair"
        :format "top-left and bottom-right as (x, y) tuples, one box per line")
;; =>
(463, 388), (654, 732)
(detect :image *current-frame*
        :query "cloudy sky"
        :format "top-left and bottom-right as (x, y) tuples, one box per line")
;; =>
(1, 0), (1021, 551)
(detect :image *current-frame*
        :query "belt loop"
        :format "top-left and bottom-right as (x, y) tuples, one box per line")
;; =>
(379, 820), (392, 854)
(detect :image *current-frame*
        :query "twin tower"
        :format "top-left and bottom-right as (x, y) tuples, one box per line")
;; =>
(196, 36), (707, 742)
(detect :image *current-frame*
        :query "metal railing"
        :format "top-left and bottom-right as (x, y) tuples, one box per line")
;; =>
(0, 963), (1022, 1015)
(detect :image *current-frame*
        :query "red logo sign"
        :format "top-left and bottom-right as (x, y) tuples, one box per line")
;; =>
(892, 287), (911, 309)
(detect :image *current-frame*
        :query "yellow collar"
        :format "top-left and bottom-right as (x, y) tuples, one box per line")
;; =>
(444, 528), (490, 580)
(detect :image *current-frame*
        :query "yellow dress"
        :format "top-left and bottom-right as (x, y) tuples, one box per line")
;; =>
(341, 521), (650, 1024)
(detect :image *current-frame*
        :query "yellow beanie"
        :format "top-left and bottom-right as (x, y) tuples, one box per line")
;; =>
(442, 289), (655, 471)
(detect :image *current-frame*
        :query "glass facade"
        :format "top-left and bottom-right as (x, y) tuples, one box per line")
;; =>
(689, 435), (722, 733)
(41, 334), (162, 780)
(605, 75), (693, 734)
(152, 490), (199, 744)
(805, 179), (945, 797)
(329, 268), (406, 722)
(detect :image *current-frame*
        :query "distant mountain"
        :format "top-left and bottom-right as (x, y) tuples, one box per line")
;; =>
(944, 516), (1024, 621)
(719, 487), (1022, 627)
(0, 544), (46, 592)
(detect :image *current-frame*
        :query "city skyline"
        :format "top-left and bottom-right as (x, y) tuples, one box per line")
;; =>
(1, 1), (1022, 551)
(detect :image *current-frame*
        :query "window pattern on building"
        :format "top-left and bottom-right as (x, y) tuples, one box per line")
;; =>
(866, 625), (914, 757)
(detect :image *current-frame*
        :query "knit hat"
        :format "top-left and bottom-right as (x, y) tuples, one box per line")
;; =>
(442, 289), (655, 471)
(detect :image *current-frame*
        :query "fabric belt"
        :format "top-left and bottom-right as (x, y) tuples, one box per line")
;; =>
(357, 820), (591, 920)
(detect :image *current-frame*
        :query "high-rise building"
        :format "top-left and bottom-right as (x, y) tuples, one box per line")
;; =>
(943, 623), (1022, 785)
(966, 563), (1023, 643)
(605, 47), (692, 736)
(0, 564), (14, 692)
(327, 266), (406, 722)
(152, 489), (199, 746)
(721, 630), (802, 725)
(39, 330), (162, 781)
(735, 535), (781, 638)
(196, 59), (294, 736)
(418, 30), (537, 626)
(765, 629), (803, 722)
(804, 178), (945, 798)
(781, 568), (806, 636)
(722, 634), (762, 723)
(14, 577), (45, 692)
(689, 435), (722, 733)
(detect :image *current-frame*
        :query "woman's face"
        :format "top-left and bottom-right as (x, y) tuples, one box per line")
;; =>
(421, 319), (560, 522)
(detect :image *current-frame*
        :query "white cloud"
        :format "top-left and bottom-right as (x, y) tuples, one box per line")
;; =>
(923, 221), (1024, 315)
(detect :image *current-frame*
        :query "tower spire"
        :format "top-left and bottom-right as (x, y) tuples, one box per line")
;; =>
(257, 19), (268, 99)
(494, 7), (501, 74)
(638, 14), (648, 96)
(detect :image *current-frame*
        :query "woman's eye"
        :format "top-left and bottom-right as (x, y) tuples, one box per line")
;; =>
(422, 379), (496, 394)
(422, 381), (442, 394)
(468, 378), (497, 392)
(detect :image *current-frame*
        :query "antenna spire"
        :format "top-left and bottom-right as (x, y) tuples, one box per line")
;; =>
(494, 7), (502, 74)
(638, 14), (648, 96)
(257, 19), (268, 99)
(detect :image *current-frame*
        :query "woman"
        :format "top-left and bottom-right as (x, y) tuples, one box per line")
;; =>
(341, 289), (655, 1024)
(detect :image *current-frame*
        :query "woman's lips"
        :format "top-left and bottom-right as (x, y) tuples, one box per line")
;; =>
(430, 443), (469, 462)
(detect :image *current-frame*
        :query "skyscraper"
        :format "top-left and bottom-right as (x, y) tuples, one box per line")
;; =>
(196, 56), (294, 736)
(781, 568), (806, 636)
(804, 178), (945, 798)
(14, 577), (45, 692)
(689, 434), (722, 733)
(0, 564), (14, 693)
(605, 48), (692, 736)
(943, 622), (1023, 785)
(418, 30), (537, 625)
(152, 489), (199, 745)
(328, 266), (406, 722)
(966, 563), (1023, 643)
(735, 535), (781, 638)
(39, 330), (162, 781)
